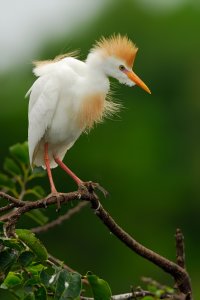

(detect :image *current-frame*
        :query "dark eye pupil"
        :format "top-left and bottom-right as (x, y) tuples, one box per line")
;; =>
(119, 65), (125, 71)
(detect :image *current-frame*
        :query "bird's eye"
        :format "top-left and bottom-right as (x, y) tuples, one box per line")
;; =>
(119, 65), (125, 71)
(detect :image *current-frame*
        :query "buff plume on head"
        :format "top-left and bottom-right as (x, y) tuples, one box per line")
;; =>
(93, 34), (138, 68)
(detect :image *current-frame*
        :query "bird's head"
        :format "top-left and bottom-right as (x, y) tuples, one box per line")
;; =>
(90, 34), (151, 94)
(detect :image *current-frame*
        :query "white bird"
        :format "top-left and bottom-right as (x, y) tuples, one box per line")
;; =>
(27, 34), (151, 196)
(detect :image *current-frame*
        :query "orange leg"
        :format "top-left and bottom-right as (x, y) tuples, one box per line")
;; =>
(44, 143), (57, 193)
(53, 155), (83, 186)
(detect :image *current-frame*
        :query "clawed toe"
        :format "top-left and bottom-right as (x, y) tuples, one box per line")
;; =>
(45, 191), (61, 211)
(78, 181), (109, 198)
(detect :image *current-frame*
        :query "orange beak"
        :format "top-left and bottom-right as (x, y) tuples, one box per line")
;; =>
(125, 70), (151, 94)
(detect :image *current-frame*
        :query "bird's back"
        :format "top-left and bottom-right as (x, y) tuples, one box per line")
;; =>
(33, 56), (86, 78)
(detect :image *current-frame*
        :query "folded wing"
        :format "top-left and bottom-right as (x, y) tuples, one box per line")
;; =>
(28, 76), (60, 166)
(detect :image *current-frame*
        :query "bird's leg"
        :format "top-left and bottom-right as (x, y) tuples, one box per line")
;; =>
(44, 143), (57, 194)
(53, 155), (83, 186)
(44, 143), (60, 211)
(44, 143), (61, 210)
(53, 155), (108, 197)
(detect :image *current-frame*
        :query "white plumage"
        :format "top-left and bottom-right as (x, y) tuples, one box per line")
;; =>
(27, 35), (150, 192)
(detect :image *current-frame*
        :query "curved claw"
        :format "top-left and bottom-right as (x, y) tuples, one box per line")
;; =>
(92, 182), (109, 198)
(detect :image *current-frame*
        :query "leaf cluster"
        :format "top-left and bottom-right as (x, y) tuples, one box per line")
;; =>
(0, 142), (45, 199)
(0, 225), (114, 299)
(0, 142), (49, 225)
(0, 227), (82, 299)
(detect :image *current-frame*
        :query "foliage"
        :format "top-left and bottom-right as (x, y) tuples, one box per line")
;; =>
(0, 141), (45, 199)
(0, 142), (48, 225)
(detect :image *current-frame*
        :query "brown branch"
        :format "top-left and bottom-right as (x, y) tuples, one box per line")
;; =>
(32, 201), (88, 234)
(0, 189), (192, 298)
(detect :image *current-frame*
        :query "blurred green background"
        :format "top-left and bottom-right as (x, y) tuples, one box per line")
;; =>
(0, 0), (200, 298)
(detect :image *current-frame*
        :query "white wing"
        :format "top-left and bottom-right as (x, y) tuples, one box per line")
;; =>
(27, 57), (87, 167)
(28, 75), (60, 166)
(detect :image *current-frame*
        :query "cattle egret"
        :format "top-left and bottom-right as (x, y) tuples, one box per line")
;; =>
(27, 34), (151, 197)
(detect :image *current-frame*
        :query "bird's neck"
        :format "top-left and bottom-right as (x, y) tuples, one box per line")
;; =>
(85, 51), (110, 95)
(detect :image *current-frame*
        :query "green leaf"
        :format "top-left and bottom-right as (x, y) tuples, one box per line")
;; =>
(61, 272), (82, 300)
(3, 157), (21, 176)
(165, 286), (174, 294)
(142, 297), (154, 300)
(24, 277), (40, 287)
(24, 292), (35, 300)
(54, 269), (82, 300)
(155, 289), (166, 298)
(54, 269), (68, 300)
(35, 285), (47, 300)
(40, 267), (55, 288)
(9, 142), (29, 165)
(16, 229), (48, 261)
(26, 209), (48, 225)
(11, 287), (26, 299)
(87, 272), (112, 300)
(26, 263), (45, 276)
(0, 249), (18, 273)
(27, 186), (46, 198)
(0, 173), (15, 189)
(0, 238), (23, 251)
(2, 272), (22, 289)
(18, 251), (35, 267)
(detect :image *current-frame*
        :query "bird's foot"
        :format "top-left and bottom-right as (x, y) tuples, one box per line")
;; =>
(78, 181), (108, 198)
(45, 191), (62, 212)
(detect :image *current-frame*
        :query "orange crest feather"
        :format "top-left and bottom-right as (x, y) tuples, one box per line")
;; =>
(93, 34), (138, 68)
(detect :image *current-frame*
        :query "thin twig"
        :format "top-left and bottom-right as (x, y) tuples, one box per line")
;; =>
(0, 192), (25, 206)
(32, 201), (88, 233)
(48, 253), (89, 285)
(175, 228), (185, 269)
(48, 253), (76, 273)
(0, 203), (15, 213)
(80, 290), (154, 300)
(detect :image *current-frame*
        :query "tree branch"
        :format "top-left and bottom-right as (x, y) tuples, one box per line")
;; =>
(32, 201), (88, 234)
(0, 203), (15, 213)
(0, 191), (25, 207)
(0, 189), (192, 298)
(89, 194), (192, 297)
